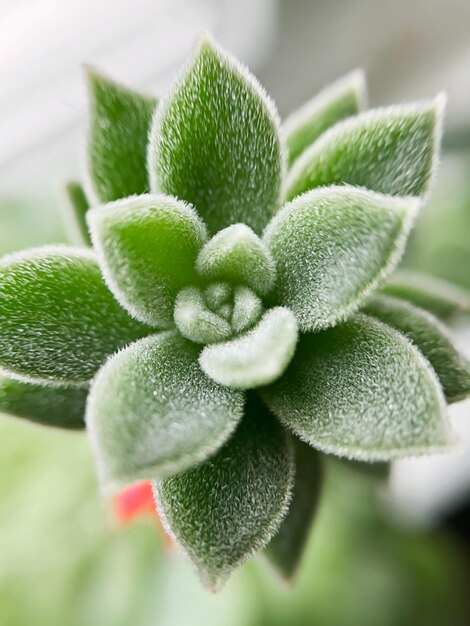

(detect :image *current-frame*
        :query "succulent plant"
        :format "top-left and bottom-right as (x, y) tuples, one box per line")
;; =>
(1, 35), (470, 591)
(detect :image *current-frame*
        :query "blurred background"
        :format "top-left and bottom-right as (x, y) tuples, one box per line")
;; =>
(1, 1), (470, 624)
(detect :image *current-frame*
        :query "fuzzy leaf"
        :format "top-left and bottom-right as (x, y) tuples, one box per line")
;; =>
(148, 36), (284, 235)
(0, 376), (87, 430)
(264, 186), (419, 332)
(382, 270), (470, 320)
(174, 287), (232, 345)
(200, 307), (298, 389)
(0, 246), (151, 385)
(87, 332), (244, 493)
(231, 286), (263, 334)
(262, 314), (454, 461)
(285, 97), (444, 201)
(264, 439), (322, 581)
(88, 194), (207, 327)
(155, 396), (294, 590)
(204, 283), (233, 311)
(283, 70), (367, 167)
(64, 181), (91, 246)
(364, 295), (470, 403)
(195, 224), (276, 296)
(85, 68), (157, 203)
(204, 282), (232, 310)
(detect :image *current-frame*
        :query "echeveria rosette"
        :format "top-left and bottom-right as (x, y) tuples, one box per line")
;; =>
(1, 34), (470, 590)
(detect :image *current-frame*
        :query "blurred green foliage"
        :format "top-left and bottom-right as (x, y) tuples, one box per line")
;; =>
(1, 414), (469, 626)
(0, 195), (66, 255)
(404, 155), (470, 290)
(1, 182), (470, 626)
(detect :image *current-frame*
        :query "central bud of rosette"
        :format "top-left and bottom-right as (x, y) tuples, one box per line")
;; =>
(171, 222), (277, 347)
(164, 222), (299, 389)
(174, 281), (264, 345)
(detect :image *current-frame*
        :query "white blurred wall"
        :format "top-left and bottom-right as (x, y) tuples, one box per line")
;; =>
(3, 0), (470, 197)
(0, 0), (278, 194)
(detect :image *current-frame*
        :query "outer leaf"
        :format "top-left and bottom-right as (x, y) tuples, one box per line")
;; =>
(264, 438), (322, 581)
(0, 246), (151, 385)
(195, 224), (276, 296)
(0, 376), (87, 430)
(88, 194), (207, 327)
(87, 332), (244, 493)
(148, 36), (284, 235)
(63, 181), (91, 246)
(200, 307), (298, 389)
(262, 314), (454, 461)
(285, 96), (444, 201)
(85, 67), (157, 202)
(264, 186), (419, 332)
(382, 270), (470, 320)
(364, 295), (470, 403)
(283, 69), (367, 167)
(155, 396), (294, 590)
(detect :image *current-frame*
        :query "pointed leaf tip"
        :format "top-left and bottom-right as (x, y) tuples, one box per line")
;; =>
(262, 314), (455, 461)
(283, 69), (368, 167)
(285, 97), (444, 201)
(264, 185), (420, 332)
(155, 397), (294, 590)
(148, 37), (284, 235)
(87, 332), (244, 494)
(364, 295), (470, 403)
(86, 68), (157, 203)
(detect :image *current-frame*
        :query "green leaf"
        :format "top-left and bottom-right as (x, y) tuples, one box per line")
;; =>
(85, 67), (157, 203)
(382, 270), (470, 320)
(264, 439), (322, 581)
(88, 194), (208, 328)
(174, 286), (232, 344)
(204, 282), (232, 311)
(0, 246), (152, 385)
(195, 224), (276, 296)
(264, 186), (419, 332)
(262, 314), (454, 461)
(285, 96), (444, 202)
(231, 286), (263, 334)
(200, 307), (298, 389)
(148, 36), (284, 235)
(87, 332), (244, 493)
(154, 396), (294, 590)
(0, 375), (87, 430)
(63, 181), (91, 246)
(283, 69), (367, 167)
(364, 295), (470, 403)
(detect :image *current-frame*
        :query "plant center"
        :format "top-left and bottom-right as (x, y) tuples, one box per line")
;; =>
(173, 281), (264, 345)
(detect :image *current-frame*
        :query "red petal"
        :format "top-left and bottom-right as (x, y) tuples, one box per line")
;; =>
(112, 480), (174, 547)
(113, 480), (156, 523)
